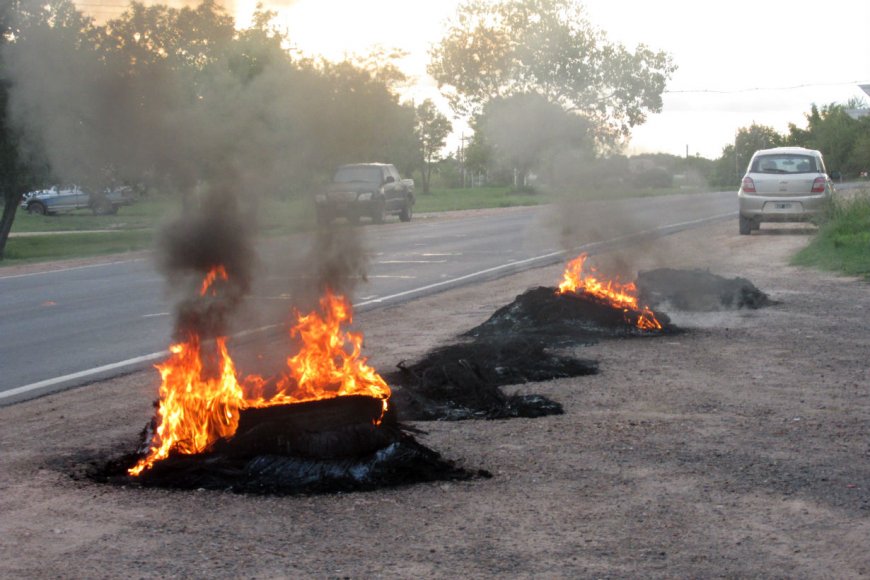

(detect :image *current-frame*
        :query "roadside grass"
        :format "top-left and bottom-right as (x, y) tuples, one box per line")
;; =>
(791, 189), (870, 277)
(415, 186), (550, 212)
(3, 230), (157, 263)
(2, 184), (716, 266)
(10, 196), (178, 233)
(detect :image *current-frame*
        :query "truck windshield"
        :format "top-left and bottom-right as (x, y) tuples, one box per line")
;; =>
(333, 166), (382, 183)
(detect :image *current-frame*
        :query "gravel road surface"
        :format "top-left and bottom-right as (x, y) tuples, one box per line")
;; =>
(1, 219), (867, 578)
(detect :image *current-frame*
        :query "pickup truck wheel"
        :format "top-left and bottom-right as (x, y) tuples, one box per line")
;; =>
(371, 199), (386, 224)
(27, 202), (47, 215)
(316, 208), (333, 226)
(399, 201), (413, 222)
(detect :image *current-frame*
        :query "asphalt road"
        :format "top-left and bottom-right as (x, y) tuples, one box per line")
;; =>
(0, 191), (736, 404)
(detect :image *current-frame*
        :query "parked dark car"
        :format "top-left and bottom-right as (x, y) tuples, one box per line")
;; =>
(23, 185), (136, 216)
(315, 163), (415, 225)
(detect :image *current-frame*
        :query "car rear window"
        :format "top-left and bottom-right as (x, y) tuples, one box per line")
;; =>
(751, 154), (819, 174)
(334, 166), (383, 183)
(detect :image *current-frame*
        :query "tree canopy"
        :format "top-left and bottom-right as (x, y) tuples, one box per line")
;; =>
(414, 99), (452, 194)
(428, 0), (675, 149)
(476, 92), (594, 187)
(0, 0), (422, 259)
(709, 101), (870, 187)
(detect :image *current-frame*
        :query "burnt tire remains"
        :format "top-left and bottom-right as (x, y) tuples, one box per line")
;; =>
(92, 396), (481, 494)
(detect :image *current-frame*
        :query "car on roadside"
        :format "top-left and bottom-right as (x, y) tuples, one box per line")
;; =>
(737, 147), (834, 235)
(22, 185), (136, 216)
(315, 163), (415, 225)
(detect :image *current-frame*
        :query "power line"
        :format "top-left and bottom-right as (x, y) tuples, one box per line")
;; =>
(665, 80), (870, 94)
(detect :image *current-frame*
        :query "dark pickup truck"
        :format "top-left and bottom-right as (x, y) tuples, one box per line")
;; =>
(315, 163), (415, 225)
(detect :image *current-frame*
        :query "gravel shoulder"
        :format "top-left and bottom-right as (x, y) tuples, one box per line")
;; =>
(1, 220), (868, 578)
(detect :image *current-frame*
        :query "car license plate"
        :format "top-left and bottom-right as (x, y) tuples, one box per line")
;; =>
(774, 202), (792, 210)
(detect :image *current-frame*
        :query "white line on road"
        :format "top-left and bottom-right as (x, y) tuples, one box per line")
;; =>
(141, 312), (170, 318)
(2, 211), (735, 402)
(376, 260), (448, 264)
(0, 351), (167, 401)
(0, 257), (149, 280)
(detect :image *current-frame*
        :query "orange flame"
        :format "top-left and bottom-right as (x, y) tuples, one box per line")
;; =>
(557, 253), (662, 331)
(129, 269), (390, 476)
(200, 265), (228, 296)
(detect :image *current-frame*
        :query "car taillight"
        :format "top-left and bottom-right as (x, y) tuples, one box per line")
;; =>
(811, 177), (826, 193)
(741, 177), (756, 193)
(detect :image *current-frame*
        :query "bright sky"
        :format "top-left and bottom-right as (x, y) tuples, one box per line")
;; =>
(86, 0), (870, 159)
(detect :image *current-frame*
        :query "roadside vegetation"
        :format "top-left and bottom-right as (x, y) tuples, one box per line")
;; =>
(5, 181), (717, 265)
(792, 188), (870, 278)
(0, 0), (676, 261)
(1, 0), (866, 269)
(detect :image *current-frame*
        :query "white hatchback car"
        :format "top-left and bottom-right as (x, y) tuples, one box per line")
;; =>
(737, 147), (834, 234)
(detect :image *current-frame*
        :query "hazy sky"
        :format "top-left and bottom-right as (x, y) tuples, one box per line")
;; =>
(80, 0), (870, 159)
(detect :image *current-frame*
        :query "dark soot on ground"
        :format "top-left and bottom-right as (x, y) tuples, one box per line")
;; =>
(387, 286), (674, 421)
(636, 268), (774, 311)
(386, 336), (596, 421)
(90, 396), (480, 494)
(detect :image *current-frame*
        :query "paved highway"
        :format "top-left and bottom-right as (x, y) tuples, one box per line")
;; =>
(0, 191), (736, 403)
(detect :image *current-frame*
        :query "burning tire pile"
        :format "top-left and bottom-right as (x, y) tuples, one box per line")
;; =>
(99, 396), (474, 494)
(91, 251), (771, 495)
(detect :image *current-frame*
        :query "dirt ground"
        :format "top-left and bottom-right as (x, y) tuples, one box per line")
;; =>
(1, 219), (868, 578)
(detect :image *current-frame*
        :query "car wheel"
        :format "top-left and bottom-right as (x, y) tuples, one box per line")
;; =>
(371, 199), (386, 224)
(399, 200), (413, 222)
(92, 199), (113, 215)
(739, 215), (752, 235)
(751, 220), (760, 231)
(348, 212), (361, 225)
(27, 202), (47, 215)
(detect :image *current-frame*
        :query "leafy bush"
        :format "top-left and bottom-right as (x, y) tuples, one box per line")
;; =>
(793, 190), (870, 277)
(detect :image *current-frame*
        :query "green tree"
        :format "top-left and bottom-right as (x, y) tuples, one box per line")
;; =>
(414, 99), (452, 193)
(2, 0), (424, 253)
(708, 123), (784, 188)
(0, 1), (26, 259)
(787, 101), (869, 176)
(0, 0), (72, 259)
(735, 123), (783, 173)
(476, 92), (594, 187)
(428, 0), (675, 149)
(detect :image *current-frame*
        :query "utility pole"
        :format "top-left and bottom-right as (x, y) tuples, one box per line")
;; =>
(735, 136), (740, 182)
(459, 133), (472, 188)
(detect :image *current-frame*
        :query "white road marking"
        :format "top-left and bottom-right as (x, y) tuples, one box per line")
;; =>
(142, 312), (170, 318)
(0, 351), (167, 401)
(376, 260), (448, 264)
(0, 258), (148, 280)
(2, 211), (735, 402)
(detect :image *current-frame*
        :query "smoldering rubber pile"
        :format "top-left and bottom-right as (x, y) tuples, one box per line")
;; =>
(88, 258), (773, 495)
(95, 396), (476, 494)
(388, 285), (676, 421)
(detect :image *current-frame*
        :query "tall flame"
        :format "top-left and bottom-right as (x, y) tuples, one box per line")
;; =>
(129, 268), (390, 476)
(557, 253), (662, 331)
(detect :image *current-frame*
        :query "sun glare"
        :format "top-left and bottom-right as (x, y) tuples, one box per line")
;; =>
(233, 0), (258, 30)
